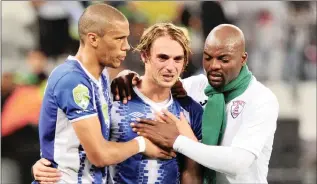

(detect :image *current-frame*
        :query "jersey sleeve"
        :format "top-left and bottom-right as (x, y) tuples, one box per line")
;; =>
(231, 96), (279, 158)
(178, 96), (203, 141)
(53, 72), (97, 122)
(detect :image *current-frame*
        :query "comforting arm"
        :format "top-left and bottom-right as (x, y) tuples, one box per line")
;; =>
(53, 73), (144, 167)
(72, 115), (141, 167)
(174, 136), (255, 176)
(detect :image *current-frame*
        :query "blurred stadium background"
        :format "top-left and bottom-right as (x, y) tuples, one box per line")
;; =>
(1, 1), (316, 183)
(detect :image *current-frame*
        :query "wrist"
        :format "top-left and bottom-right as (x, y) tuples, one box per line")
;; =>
(134, 136), (146, 153)
(173, 135), (187, 152)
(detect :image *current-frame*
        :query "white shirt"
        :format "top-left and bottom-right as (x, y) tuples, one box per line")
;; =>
(181, 74), (279, 184)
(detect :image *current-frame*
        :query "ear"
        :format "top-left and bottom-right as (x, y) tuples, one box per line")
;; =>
(87, 33), (99, 48)
(241, 52), (248, 65)
(140, 52), (148, 64)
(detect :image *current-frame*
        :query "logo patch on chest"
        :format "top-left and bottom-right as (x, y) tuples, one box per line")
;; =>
(129, 112), (145, 118)
(230, 100), (246, 119)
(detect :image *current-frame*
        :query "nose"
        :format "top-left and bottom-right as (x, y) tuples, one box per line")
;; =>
(165, 59), (176, 71)
(122, 38), (131, 51)
(209, 59), (221, 71)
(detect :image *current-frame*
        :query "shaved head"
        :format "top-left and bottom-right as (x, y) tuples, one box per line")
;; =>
(205, 24), (245, 53)
(78, 3), (128, 44)
(203, 24), (248, 88)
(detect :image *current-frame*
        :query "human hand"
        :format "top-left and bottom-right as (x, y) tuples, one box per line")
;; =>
(131, 118), (180, 150)
(171, 79), (187, 98)
(143, 138), (176, 160)
(32, 158), (61, 183)
(111, 71), (141, 104)
(157, 109), (197, 141)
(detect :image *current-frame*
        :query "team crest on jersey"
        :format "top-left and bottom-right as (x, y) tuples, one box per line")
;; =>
(231, 100), (246, 119)
(72, 84), (90, 110)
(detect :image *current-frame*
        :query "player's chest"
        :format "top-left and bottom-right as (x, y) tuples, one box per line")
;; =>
(111, 101), (182, 141)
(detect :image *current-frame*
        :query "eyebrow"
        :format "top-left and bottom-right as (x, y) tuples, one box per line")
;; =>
(115, 35), (128, 39)
(203, 51), (211, 57)
(157, 54), (184, 60)
(174, 55), (184, 60)
(219, 54), (231, 58)
(203, 51), (232, 58)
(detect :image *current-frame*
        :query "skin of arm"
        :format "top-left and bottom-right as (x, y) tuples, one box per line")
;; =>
(72, 115), (139, 167)
(181, 157), (203, 184)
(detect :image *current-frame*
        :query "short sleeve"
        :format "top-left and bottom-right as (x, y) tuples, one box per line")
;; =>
(231, 97), (279, 157)
(53, 72), (97, 122)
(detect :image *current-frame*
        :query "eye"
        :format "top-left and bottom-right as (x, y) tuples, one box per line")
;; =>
(158, 54), (169, 61)
(204, 55), (212, 61)
(222, 59), (229, 63)
(115, 36), (125, 41)
(174, 56), (184, 63)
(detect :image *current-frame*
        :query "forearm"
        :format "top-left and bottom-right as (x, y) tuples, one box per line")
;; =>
(181, 158), (202, 184)
(174, 136), (255, 176)
(99, 139), (140, 166)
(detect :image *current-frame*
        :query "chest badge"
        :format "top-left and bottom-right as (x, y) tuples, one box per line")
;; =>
(231, 100), (246, 119)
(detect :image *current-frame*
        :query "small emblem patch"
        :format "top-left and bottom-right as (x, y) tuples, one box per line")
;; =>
(231, 100), (246, 119)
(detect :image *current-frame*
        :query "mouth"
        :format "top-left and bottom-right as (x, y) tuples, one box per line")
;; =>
(118, 56), (126, 61)
(162, 74), (175, 82)
(208, 75), (222, 82)
(207, 72), (224, 86)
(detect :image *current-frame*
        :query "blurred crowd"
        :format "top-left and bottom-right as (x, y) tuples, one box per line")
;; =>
(1, 1), (316, 183)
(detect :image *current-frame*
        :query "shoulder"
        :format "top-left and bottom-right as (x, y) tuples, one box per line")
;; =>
(176, 96), (204, 114)
(239, 78), (279, 118)
(48, 61), (89, 89)
(55, 72), (91, 90)
(182, 74), (208, 89)
(249, 78), (279, 107)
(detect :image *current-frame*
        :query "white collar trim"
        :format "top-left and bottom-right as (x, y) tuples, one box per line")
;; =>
(133, 86), (173, 113)
(67, 55), (101, 86)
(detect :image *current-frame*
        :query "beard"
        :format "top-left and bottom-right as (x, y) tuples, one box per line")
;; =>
(207, 71), (225, 89)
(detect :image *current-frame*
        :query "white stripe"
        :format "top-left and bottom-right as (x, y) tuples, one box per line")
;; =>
(91, 81), (97, 110)
(69, 113), (98, 123)
(143, 159), (160, 183)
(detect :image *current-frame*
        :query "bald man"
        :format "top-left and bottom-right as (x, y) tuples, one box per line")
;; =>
(33, 4), (170, 184)
(130, 24), (279, 184)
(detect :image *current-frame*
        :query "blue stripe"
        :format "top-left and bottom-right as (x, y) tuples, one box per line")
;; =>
(94, 169), (102, 184)
(78, 145), (86, 184)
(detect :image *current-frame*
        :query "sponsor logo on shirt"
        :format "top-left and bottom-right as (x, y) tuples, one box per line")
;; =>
(231, 100), (246, 119)
(72, 84), (90, 110)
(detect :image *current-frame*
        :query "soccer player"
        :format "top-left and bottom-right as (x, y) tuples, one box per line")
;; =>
(32, 4), (172, 184)
(131, 24), (279, 184)
(108, 23), (203, 184)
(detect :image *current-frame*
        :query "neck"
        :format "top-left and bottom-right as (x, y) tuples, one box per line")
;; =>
(75, 45), (104, 80)
(137, 75), (171, 103)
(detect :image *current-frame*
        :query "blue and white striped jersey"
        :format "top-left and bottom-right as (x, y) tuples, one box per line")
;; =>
(109, 87), (203, 184)
(38, 56), (112, 184)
